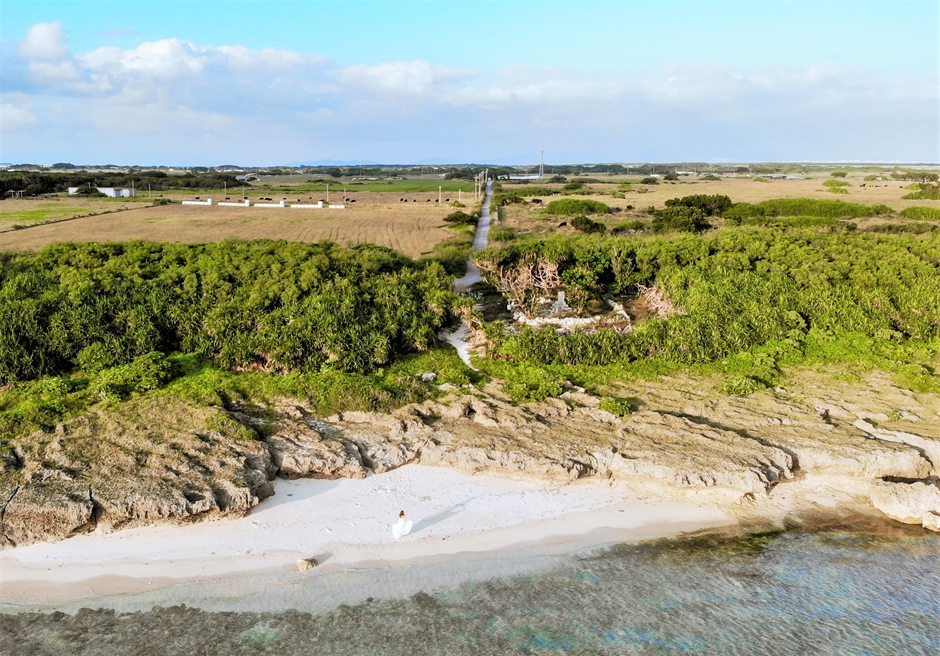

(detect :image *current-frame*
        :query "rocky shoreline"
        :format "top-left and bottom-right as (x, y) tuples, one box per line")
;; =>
(1, 371), (938, 548)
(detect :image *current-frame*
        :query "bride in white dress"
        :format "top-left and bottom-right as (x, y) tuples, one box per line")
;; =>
(392, 510), (413, 540)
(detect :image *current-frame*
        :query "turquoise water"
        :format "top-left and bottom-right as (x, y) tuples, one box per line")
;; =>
(2, 530), (938, 655)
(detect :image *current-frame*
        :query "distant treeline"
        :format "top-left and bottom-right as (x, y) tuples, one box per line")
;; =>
(0, 171), (247, 198)
(0, 241), (463, 383)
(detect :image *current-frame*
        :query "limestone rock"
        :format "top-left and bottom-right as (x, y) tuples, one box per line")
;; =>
(297, 557), (317, 571)
(870, 479), (940, 532)
(266, 424), (366, 480)
(1, 482), (95, 545)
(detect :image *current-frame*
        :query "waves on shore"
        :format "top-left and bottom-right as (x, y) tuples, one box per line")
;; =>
(3, 528), (938, 655)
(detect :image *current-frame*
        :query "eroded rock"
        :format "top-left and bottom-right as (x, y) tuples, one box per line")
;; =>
(870, 479), (940, 532)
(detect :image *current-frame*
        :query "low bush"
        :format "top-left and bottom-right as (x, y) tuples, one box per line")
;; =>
(725, 198), (892, 223)
(640, 177), (659, 185)
(545, 199), (610, 216)
(826, 187), (849, 194)
(899, 206), (940, 221)
(651, 206), (710, 233)
(719, 374), (771, 396)
(599, 396), (634, 417)
(610, 220), (647, 234)
(489, 227), (518, 242)
(903, 184), (940, 200)
(443, 210), (477, 225)
(664, 194), (732, 216)
(571, 216), (606, 234)
(824, 179), (851, 188)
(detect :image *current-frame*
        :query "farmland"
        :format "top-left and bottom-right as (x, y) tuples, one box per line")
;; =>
(0, 191), (469, 257)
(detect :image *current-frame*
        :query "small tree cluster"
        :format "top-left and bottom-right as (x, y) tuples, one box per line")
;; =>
(664, 194), (732, 217)
(651, 206), (711, 233)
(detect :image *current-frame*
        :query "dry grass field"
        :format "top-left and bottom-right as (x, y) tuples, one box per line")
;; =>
(517, 175), (939, 212)
(0, 192), (463, 258)
(1, 175), (935, 255)
(495, 175), (940, 236)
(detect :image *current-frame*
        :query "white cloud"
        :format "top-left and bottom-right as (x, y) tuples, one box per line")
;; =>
(0, 93), (38, 130)
(27, 60), (83, 85)
(19, 21), (70, 61)
(4, 21), (936, 164)
(339, 60), (475, 95)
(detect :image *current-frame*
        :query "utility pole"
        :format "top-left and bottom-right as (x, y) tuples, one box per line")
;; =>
(326, 183), (329, 203)
(540, 150), (544, 180)
(438, 186), (442, 206)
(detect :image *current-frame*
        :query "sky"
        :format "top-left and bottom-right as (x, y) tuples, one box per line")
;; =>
(1, 0), (937, 166)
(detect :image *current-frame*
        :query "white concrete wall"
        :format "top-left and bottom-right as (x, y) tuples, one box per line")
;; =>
(182, 199), (213, 206)
(254, 200), (286, 207)
(218, 200), (251, 207)
(290, 201), (323, 209)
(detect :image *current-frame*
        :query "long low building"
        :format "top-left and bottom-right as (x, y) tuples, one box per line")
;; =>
(68, 187), (136, 198)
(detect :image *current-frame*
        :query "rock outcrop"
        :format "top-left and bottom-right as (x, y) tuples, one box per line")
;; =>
(870, 479), (940, 531)
(2, 369), (938, 546)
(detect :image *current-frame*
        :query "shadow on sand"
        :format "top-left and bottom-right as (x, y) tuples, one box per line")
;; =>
(411, 499), (475, 535)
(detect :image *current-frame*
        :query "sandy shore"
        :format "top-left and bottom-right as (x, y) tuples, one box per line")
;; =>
(1, 465), (734, 610)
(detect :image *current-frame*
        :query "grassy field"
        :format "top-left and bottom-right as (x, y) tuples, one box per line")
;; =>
(0, 193), (464, 257)
(0, 198), (153, 229)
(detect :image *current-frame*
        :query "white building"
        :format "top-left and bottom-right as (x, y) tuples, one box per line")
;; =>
(68, 187), (136, 197)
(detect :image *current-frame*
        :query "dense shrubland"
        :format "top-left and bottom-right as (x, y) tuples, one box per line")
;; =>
(474, 229), (940, 398)
(724, 198), (892, 223)
(545, 199), (610, 216)
(0, 241), (465, 384)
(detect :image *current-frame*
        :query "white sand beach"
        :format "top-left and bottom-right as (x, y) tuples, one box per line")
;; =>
(0, 465), (734, 610)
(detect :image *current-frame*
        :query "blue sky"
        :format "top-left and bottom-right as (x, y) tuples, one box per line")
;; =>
(1, 0), (937, 165)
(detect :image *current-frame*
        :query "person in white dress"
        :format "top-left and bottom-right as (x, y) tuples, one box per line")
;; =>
(392, 510), (413, 540)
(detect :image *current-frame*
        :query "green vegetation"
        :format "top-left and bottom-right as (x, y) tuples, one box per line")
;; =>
(903, 184), (940, 200)
(830, 171), (848, 178)
(0, 171), (245, 197)
(474, 229), (940, 395)
(509, 186), (558, 198)
(0, 347), (481, 437)
(545, 199), (610, 216)
(570, 216), (607, 234)
(651, 206), (710, 233)
(899, 206), (940, 221)
(0, 241), (466, 384)
(489, 227), (518, 242)
(664, 195), (732, 217)
(724, 198), (892, 224)
(826, 187), (849, 195)
(598, 396), (634, 417)
(443, 210), (478, 226)
(823, 179), (851, 188)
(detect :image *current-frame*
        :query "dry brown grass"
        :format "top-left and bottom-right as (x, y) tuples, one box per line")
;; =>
(0, 194), (462, 258)
(500, 175), (938, 212)
(498, 175), (940, 235)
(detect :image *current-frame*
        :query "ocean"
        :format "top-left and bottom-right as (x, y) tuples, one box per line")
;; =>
(2, 526), (938, 655)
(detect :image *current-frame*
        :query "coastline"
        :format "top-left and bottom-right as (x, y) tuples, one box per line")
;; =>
(0, 464), (735, 611)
